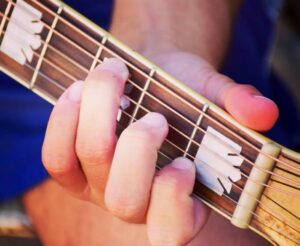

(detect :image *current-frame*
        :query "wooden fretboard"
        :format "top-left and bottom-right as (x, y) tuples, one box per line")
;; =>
(0, 1), (299, 245)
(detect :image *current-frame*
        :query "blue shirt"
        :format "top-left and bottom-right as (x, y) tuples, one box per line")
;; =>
(0, 0), (299, 202)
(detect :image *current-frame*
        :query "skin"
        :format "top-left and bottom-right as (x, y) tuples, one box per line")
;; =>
(23, 1), (279, 245)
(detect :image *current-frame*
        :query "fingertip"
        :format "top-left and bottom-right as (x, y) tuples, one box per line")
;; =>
(155, 158), (196, 195)
(147, 158), (206, 246)
(139, 112), (168, 127)
(66, 80), (84, 103)
(224, 85), (279, 131)
(170, 157), (195, 172)
(128, 112), (169, 147)
(252, 95), (279, 129)
(95, 58), (129, 81)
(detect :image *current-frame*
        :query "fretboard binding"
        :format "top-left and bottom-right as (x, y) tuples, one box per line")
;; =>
(129, 68), (156, 124)
(184, 104), (209, 157)
(30, 4), (63, 89)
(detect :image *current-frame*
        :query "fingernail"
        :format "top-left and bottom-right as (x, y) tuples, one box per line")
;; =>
(97, 58), (129, 81)
(120, 96), (130, 110)
(67, 81), (84, 102)
(139, 112), (167, 128)
(171, 158), (194, 170)
(253, 95), (274, 103)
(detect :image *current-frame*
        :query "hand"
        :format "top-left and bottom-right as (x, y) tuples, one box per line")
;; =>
(42, 55), (278, 246)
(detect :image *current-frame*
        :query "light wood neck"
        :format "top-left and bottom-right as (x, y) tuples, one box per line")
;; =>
(0, 0), (299, 244)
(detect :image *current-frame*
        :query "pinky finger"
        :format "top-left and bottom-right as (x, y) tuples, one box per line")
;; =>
(147, 158), (209, 246)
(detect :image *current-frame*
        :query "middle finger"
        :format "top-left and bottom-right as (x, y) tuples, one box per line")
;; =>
(76, 58), (129, 202)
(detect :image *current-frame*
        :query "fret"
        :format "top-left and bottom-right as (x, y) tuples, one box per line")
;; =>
(0, 0), (12, 36)
(30, 4), (63, 89)
(129, 68), (156, 124)
(183, 103), (209, 157)
(89, 35), (107, 71)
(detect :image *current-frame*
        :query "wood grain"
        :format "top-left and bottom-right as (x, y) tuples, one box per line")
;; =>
(251, 153), (300, 245)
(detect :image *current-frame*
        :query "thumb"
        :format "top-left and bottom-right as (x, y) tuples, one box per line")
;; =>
(150, 52), (279, 132)
(200, 71), (279, 132)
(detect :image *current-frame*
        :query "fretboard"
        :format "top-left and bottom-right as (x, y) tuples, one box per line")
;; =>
(0, 1), (299, 245)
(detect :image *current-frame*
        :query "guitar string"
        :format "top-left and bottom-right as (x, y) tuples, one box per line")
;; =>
(22, 59), (300, 235)
(11, 35), (297, 237)
(8, 0), (299, 239)
(22, 47), (300, 203)
(26, 0), (300, 174)
(23, 56), (300, 236)
(117, 114), (300, 236)
(17, 35), (300, 197)
(0, 9), (299, 190)
(0, 0), (298, 240)
(124, 92), (300, 198)
(0, 13), (299, 190)
(0, 22), (299, 194)
(3, 0), (298, 175)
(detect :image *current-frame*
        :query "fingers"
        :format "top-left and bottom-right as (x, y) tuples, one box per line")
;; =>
(43, 58), (129, 203)
(147, 158), (209, 246)
(42, 81), (87, 196)
(75, 58), (129, 203)
(105, 113), (168, 223)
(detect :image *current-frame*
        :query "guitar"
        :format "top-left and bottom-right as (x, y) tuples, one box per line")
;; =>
(0, 0), (299, 245)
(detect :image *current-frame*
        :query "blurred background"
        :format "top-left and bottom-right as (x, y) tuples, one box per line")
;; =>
(272, 0), (300, 115)
(0, 0), (300, 245)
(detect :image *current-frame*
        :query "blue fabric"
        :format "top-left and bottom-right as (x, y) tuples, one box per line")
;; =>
(222, 0), (300, 147)
(0, 0), (299, 202)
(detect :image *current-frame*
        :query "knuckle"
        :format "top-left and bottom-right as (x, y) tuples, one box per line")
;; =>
(121, 126), (154, 147)
(153, 173), (181, 194)
(148, 228), (186, 246)
(76, 138), (114, 165)
(42, 151), (71, 174)
(106, 195), (146, 222)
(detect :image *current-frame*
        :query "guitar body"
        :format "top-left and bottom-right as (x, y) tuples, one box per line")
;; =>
(0, 0), (299, 245)
(251, 149), (300, 245)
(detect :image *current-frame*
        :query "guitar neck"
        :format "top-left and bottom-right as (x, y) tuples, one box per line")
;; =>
(0, 0), (299, 245)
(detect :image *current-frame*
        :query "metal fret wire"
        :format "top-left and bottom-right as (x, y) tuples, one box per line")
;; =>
(89, 35), (107, 72)
(1, 1), (299, 238)
(0, 0), (12, 34)
(13, 36), (299, 198)
(184, 104), (209, 157)
(30, 5), (63, 88)
(0, 11), (298, 190)
(27, 0), (300, 174)
(129, 68), (155, 125)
